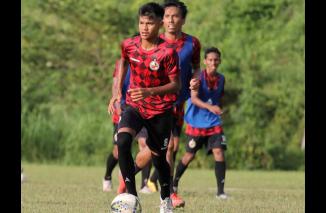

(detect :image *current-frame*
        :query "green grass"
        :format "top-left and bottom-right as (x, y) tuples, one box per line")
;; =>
(21, 164), (304, 213)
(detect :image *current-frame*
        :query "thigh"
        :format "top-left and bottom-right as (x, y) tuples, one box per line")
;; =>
(144, 109), (173, 156)
(185, 135), (206, 154)
(118, 105), (143, 135)
(206, 132), (227, 154)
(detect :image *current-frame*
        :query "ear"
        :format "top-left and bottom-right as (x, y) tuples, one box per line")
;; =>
(203, 58), (207, 65)
(181, 18), (186, 26)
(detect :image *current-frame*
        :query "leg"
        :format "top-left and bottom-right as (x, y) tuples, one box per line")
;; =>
(144, 109), (173, 200)
(173, 152), (195, 191)
(117, 129), (137, 196)
(212, 148), (226, 196)
(173, 135), (203, 193)
(104, 145), (119, 181)
(208, 132), (227, 198)
(136, 129), (152, 188)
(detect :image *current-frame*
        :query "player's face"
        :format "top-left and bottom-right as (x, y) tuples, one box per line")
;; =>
(163, 6), (185, 34)
(204, 52), (221, 73)
(139, 16), (162, 41)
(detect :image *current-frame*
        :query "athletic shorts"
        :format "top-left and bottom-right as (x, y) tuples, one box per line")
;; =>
(134, 127), (148, 141)
(113, 124), (147, 145)
(118, 105), (173, 156)
(171, 102), (185, 137)
(185, 132), (227, 155)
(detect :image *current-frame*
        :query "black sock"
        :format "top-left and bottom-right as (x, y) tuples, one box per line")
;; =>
(104, 153), (118, 180)
(141, 162), (152, 188)
(173, 160), (188, 191)
(215, 161), (226, 195)
(169, 176), (174, 195)
(117, 132), (137, 196)
(152, 154), (171, 200)
(150, 168), (159, 183)
(134, 163), (142, 175)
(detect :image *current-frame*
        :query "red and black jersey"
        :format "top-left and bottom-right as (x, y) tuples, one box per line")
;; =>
(121, 35), (180, 119)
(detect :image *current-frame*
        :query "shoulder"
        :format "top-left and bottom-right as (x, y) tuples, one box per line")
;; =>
(217, 72), (225, 83)
(184, 33), (201, 45)
(121, 36), (140, 48)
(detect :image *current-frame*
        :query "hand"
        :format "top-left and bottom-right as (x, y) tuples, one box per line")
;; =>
(208, 105), (223, 115)
(189, 78), (200, 90)
(108, 93), (121, 115)
(128, 88), (151, 102)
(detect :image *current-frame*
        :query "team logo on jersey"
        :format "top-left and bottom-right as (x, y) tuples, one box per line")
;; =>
(207, 98), (213, 105)
(188, 139), (196, 149)
(149, 58), (160, 71)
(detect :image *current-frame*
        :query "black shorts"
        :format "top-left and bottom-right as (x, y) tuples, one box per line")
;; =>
(185, 133), (227, 155)
(134, 127), (148, 141)
(118, 105), (173, 155)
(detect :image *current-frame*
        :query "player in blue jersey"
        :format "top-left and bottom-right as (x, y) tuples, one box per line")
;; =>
(146, 0), (201, 207)
(173, 47), (228, 200)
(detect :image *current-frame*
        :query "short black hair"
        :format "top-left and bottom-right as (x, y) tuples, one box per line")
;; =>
(204, 47), (222, 58)
(162, 0), (188, 19)
(139, 2), (164, 20)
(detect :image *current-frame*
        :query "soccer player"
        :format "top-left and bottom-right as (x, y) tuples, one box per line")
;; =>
(108, 2), (181, 212)
(136, 0), (201, 207)
(103, 59), (152, 194)
(172, 47), (228, 200)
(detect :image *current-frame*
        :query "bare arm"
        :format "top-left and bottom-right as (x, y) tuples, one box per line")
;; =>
(108, 58), (128, 114)
(190, 84), (223, 115)
(189, 63), (201, 90)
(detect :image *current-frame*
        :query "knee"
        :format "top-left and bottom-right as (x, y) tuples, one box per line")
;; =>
(213, 148), (225, 161)
(182, 152), (194, 164)
(113, 145), (119, 159)
(117, 132), (133, 152)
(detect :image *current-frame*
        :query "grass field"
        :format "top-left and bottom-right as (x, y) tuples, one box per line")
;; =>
(21, 164), (304, 213)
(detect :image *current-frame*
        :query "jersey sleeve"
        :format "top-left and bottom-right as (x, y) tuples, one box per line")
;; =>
(120, 40), (128, 60)
(191, 37), (201, 67)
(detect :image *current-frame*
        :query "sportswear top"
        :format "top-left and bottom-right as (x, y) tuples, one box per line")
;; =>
(159, 33), (201, 104)
(184, 69), (225, 128)
(121, 35), (180, 119)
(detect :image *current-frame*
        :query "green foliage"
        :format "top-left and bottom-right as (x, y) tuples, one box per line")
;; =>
(22, 0), (305, 169)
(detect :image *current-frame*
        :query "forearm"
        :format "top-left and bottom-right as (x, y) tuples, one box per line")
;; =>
(192, 64), (201, 79)
(149, 81), (180, 96)
(191, 95), (212, 110)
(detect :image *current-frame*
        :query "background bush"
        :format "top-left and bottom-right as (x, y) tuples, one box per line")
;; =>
(22, 0), (305, 170)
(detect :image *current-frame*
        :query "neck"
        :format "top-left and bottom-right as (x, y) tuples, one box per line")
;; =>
(206, 69), (217, 77)
(164, 31), (182, 41)
(141, 37), (158, 50)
